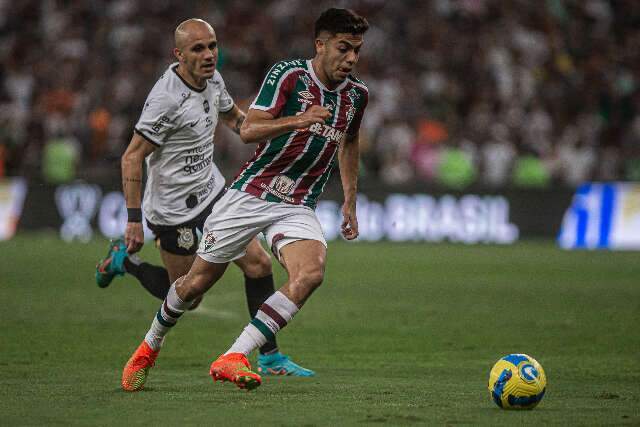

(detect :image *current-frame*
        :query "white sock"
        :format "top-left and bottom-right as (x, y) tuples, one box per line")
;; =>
(226, 291), (299, 356)
(144, 283), (191, 351)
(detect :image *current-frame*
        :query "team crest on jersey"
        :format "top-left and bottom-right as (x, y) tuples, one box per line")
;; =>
(202, 231), (216, 252)
(177, 227), (195, 250)
(203, 100), (210, 113)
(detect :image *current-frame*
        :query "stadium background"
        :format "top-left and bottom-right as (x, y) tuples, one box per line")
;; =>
(1, 1), (639, 425)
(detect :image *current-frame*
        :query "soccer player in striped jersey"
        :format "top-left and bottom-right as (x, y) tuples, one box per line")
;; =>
(122, 8), (369, 391)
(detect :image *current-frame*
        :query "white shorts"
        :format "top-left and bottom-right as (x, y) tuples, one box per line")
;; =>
(197, 189), (327, 263)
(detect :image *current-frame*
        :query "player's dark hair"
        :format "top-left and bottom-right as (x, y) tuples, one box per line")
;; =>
(314, 8), (369, 38)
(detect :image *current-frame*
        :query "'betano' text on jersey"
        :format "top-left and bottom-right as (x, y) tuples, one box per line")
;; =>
(231, 59), (368, 208)
(134, 63), (233, 226)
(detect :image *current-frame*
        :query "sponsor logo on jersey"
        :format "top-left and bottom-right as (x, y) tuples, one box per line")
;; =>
(299, 74), (313, 90)
(152, 115), (171, 134)
(177, 227), (195, 250)
(347, 87), (360, 104)
(203, 100), (210, 113)
(260, 175), (296, 203)
(324, 99), (336, 112)
(298, 90), (314, 100)
(308, 122), (345, 143)
(273, 175), (295, 194)
(202, 231), (216, 252)
(265, 60), (304, 85)
(346, 105), (356, 126)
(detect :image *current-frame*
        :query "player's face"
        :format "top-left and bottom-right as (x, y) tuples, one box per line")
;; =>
(178, 28), (218, 81)
(318, 33), (363, 85)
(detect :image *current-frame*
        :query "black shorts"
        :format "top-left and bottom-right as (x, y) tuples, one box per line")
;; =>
(146, 189), (225, 256)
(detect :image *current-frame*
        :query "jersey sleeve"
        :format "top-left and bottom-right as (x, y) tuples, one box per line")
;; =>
(215, 71), (234, 113)
(346, 87), (369, 136)
(134, 88), (180, 147)
(249, 60), (302, 117)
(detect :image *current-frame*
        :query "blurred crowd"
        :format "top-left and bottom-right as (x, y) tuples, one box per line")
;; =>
(1, 0), (639, 188)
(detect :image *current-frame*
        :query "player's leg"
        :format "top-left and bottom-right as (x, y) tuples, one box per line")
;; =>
(95, 236), (175, 303)
(233, 238), (316, 376)
(122, 257), (228, 391)
(211, 207), (327, 389)
(95, 237), (173, 298)
(122, 190), (263, 391)
(222, 239), (326, 354)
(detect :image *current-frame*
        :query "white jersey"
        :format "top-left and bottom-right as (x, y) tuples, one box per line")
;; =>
(135, 63), (233, 225)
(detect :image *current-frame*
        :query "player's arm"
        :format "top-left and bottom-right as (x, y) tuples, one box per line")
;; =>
(219, 104), (246, 135)
(339, 131), (360, 240)
(239, 106), (330, 144)
(121, 133), (156, 253)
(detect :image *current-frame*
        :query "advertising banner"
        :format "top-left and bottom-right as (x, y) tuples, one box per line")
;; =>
(558, 182), (640, 250)
(15, 181), (575, 242)
(0, 178), (27, 241)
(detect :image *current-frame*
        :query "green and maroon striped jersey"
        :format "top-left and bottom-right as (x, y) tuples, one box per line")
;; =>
(230, 59), (368, 208)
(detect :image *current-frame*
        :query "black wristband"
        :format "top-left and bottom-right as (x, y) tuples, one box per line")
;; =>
(127, 208), (142, 223)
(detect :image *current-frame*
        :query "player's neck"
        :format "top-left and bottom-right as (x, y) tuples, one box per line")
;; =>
(311, 58), (338, 91)
(176, 64), (207, 90)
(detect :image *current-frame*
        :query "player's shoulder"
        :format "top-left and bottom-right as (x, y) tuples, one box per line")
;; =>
(147, 64), (184, 108)
(264, 58), (308, 82)
(269, 58), (307, 71)
(208, 69), (225, 85)
(346, 74), (369, 95)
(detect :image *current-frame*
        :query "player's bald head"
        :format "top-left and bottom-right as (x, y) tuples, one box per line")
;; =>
(174, 18), (215, 50)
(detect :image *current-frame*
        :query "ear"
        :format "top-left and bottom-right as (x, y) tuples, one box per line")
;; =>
(314, 38), (326, 55)
(173, 47), (183, 62)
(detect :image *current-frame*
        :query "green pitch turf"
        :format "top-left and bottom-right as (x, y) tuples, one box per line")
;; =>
(1, 233), (638, 425)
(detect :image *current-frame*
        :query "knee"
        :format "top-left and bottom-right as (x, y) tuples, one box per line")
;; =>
(243, 251), (272, 279)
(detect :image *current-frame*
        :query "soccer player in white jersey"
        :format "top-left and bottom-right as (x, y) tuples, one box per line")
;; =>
(98, 18), (313, 382)
(121, 9), (369, 392)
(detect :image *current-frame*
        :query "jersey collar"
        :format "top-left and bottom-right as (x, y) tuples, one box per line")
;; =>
(172, 64), (207, 93)
(306, 59), (349, 93)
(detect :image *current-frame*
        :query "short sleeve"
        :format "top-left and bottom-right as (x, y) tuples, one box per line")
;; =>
(346, 87), (369, 136)
(215, 71), (234, 113)
(134, 90), (179, 147)
(249, 60), (303, 117)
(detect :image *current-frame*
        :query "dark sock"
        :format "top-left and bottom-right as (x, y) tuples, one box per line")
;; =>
(123, 257), (171, 301)
(245, 274), (278, 355)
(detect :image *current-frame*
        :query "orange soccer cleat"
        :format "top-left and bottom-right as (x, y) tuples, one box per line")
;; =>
(210, 353), (262, 391)
(121, 340), (159, 392)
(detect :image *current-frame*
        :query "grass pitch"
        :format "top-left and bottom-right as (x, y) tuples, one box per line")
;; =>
(1, 234), (639, 425)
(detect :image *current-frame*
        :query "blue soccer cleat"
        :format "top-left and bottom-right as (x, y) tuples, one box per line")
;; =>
(95, 238), (127, 288)
(257, 352), (315, 377)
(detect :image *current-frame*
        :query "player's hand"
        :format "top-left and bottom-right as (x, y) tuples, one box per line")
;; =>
(341, 201), (359, 240)
(124, 222), (145, 254)
(297, 105), (331, 128)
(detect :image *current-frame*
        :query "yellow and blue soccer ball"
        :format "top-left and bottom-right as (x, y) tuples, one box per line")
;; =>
(488, 353), (547, 409)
